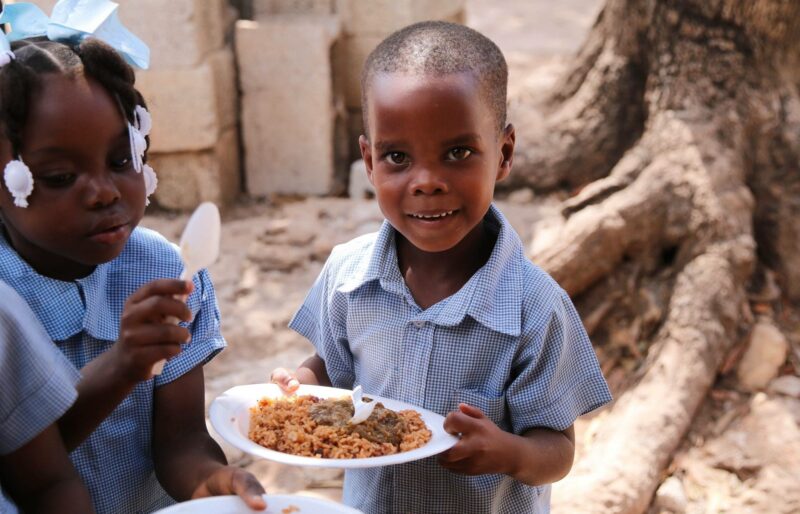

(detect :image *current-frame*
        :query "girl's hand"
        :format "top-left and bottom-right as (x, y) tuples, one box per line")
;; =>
(192, 466), (266, 511)
(270, 367), (300, 393)
(437, 403), (513, 476)
(113, 279), (194, 382)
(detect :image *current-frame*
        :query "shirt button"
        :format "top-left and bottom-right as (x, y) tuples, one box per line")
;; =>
(412, 321), (425, 328)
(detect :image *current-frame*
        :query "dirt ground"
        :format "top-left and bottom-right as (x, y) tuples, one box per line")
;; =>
(141, 1), (800, 511)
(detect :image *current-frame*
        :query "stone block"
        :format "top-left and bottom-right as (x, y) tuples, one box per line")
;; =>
(335, 0), (465, 36)
(236, 17), (341, 196)
(348, 159), (373, 199)
(6, 0), (228, 70)
(340, 35), (383, 109)
(253, 0), (335, 18)
(117, 0), (227, 70)
(149, 128), (240, 210)
(136, 49), (237, 153)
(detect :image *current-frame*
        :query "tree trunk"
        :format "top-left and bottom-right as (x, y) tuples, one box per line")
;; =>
(513, 1), (800, 512)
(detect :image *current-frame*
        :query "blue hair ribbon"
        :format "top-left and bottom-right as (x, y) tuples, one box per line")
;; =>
(0, 0), (149, 69)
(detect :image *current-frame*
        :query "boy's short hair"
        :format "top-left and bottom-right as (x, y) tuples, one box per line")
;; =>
(360, 21), (508, 136)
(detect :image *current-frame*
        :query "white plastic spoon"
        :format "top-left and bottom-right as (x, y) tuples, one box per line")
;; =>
(349, 385), (376, 425)
(152, 202), (221, 375)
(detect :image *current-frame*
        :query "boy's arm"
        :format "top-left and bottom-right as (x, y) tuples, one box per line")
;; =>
(271, 353), (332, 392)
(0, 425), (95, 513)
(152, 365), (266, 510)
(439, 404), (575, 486)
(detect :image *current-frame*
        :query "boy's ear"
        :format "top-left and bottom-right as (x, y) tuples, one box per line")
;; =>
(497, 123), (515, 183)
(358, 135), (375, 185)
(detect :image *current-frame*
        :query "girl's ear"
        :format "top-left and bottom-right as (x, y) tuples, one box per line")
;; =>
(497, 123), (515, 183)
(359, 134), (375, 186)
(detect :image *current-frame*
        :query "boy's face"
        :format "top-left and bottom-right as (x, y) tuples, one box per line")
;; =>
(360, 71), (514, 254)
(0, 74), (146, 280)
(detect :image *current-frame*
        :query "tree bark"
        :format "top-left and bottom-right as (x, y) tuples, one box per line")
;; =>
(516, 1), (800, 512)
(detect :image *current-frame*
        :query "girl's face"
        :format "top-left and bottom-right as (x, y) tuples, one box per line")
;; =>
(0, 73), (146, 280)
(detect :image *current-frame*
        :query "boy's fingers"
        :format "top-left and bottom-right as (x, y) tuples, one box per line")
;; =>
(438, 441), (471, 464)
(270, 368), (299, 392)
(458, 403), (485, 419)
(443, 410), (479, 436)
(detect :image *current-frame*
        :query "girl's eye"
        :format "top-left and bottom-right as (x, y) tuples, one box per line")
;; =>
(384, 152), (408, 166)
(446, 147), (472, 161)
(111, 155), (133, 171)
(38, 173), (76, 188)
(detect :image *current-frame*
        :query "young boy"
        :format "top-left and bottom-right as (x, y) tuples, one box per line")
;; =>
(0, 280), (94, 513)
(272, 21), (612, 513)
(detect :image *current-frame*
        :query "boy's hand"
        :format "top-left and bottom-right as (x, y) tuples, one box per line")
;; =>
(438, 403), (512, 476)
(270, 367), (300, 393)
(113, 279), (194, 382)
(192, 466), (266, 511)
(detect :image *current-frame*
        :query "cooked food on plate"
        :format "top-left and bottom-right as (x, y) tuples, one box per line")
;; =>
(249, 395), (432, 458)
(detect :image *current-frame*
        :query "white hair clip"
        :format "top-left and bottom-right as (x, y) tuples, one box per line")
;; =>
(142, 163), (158, 205)
(135, 105), (152, 136)
(128, 105), (151, 174)
(3, 158), (34, 208)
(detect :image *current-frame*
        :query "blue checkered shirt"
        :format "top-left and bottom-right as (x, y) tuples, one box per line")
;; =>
(289, 204), (612, 514)
(0, 281), (81, 514)
(0, 227), (226, 514)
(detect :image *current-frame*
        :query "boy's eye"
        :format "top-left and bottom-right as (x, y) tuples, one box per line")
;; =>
(446, 147), (472, 161)
(385, 152), (408, 166)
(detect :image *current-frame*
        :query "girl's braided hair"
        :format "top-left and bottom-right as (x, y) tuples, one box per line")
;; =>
(0, 36), (148, 157)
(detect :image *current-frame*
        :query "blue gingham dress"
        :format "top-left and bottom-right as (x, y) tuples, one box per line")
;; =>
(0, 281), (81, 514)
(290, 204), (612, 514)
(0, 227), (226, 514)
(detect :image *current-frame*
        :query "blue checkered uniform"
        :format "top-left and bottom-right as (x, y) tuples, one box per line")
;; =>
(290, 204), (612, 514)
(0, 227), (226, 514)
(0, 281), (81, 514)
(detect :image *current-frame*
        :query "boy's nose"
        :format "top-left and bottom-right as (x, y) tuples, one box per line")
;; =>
(410, 166), (447, 195)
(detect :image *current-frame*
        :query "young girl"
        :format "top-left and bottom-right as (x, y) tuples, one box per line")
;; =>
(0, 2), (265, 512)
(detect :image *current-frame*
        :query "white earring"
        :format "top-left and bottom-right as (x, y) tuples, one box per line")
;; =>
(3, 158), (34, 208)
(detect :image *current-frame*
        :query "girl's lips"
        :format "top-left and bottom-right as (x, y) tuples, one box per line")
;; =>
(89, 224), (130, 245)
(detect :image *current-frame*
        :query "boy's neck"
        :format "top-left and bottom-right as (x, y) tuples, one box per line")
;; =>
(396, 220), (497, 310)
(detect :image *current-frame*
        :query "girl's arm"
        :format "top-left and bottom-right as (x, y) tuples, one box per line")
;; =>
(152, 364), (266, 510)
(0, 425), (95, 513)
(57, 279), (192, 450)
(438, 404), (575, 486)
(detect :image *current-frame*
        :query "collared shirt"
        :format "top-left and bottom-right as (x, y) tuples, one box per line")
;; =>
(0, 227), (226, 514)
(0, 280), (81, 514)
(290, 204), (612, 514)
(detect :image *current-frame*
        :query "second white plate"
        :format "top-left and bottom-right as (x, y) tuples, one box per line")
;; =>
(209, 384), (459, 469)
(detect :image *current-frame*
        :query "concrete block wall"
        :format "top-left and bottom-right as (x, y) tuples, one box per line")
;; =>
(243, 0), (466, 197)
(235, 16), (341, 196)
(7, 0), (466, 202)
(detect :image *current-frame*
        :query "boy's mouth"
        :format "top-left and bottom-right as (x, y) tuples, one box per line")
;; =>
(408, 210), (457, 220)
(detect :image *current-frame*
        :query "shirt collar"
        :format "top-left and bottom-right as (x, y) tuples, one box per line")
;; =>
(338, 204), (523, 336)
(0, 231), (120, 341)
